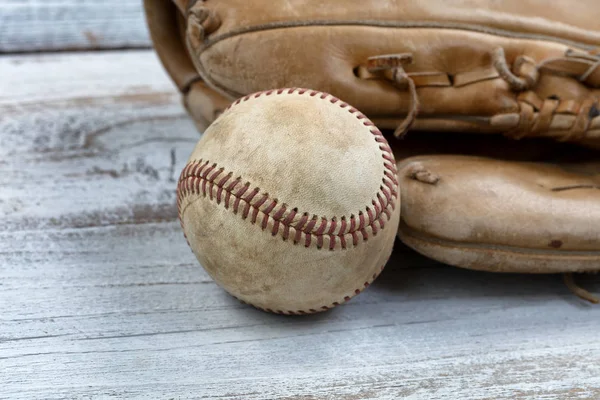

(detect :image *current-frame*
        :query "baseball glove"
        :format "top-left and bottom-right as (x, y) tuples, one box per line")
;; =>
(144, 0), (600, 300)
(391, 134), (600, 302)
(145, 0), (600, 148)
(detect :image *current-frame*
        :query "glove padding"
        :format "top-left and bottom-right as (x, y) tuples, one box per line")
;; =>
(392, 134), (600, 302)
(146, 0), (600, 148)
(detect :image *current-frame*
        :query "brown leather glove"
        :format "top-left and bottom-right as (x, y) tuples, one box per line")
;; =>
(145, 1), (600, 300)
(145, 0), (600, 148)
(391, 134), (600, 302)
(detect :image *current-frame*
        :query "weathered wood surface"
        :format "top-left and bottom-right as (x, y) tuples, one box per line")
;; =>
(1, 50), (600, 400)
(0, 0), (151, 53)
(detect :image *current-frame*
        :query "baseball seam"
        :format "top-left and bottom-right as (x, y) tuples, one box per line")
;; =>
(177, 88), (398, 251)
(176, 88), (398, 314)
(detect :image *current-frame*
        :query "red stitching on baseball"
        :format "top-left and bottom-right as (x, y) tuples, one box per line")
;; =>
(303, 216), (317, 234)
(253, 193), (269, 210)
(201, 178), (208, 197)
(232, 195), (241, 215)
(250, 206), (260, 224)
(305, 233), (312, 248)
(316, 235), (324, 250)
(377, 193), (386, 215)
(384, 171), (399, 186)
(358, 212), (365, 230)
(263, 199), (278, 215)
(366, 207), (374, 226)
(339, 234), (346, 249)
(235, 182), (250, 198)
(383, 207), (392, 220)
(272, 220), (281, 237)
(327, 218), (337, 235)
(178, 88), (398, 258)
(314, 218), (328, 235)
(349, 215), (356, 232)
(379, 217), (386, 230)
(371, 219), (379, 236)
(361, 228), (368, 240)
(282, 224), (291, 242)
(295, 213), (309, 232)
(352, 232), (359, 246)
(241, 202), (251, 220)
(272, 204), (287, 222)
(283, 208), (298, 226)
(328, 235), (336, 250)
(339, 217), (347, 235)
(382, 179), (395, 197)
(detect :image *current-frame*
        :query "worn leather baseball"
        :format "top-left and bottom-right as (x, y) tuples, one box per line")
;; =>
(177, 88), (400, 314)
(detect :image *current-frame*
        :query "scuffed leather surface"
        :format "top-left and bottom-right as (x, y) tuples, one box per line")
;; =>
(144, 0), (198, 92)
(145, 0), (600, 146)
(177, 90), (400, 313)
(198, 27), (591, 115)
(195, 0), (600, 44)
(144, 0), (230, 130)
(396, 153), (600, 273)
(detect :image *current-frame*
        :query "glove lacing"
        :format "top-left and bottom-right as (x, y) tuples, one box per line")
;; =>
(366, 54), (420, 138)
(493, 47), (600, 142)
(366, 48), (599, 141)
(564, 273), (600, 304)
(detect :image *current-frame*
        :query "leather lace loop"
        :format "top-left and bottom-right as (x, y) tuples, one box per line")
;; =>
(564, 273), (600, 304)
(495, 47), (600, 141)
(367, 54), (420, 138)
(493, 47), (539, 91)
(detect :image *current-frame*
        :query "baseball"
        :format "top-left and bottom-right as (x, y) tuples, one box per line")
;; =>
(176, 88), (400, 314)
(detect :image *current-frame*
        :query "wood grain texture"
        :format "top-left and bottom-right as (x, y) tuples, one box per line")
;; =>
(1, 50), (600, 400)
(0, 0), (151, 53)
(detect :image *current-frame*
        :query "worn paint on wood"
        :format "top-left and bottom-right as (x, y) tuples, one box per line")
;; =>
(0, 0), (151, 53)
(1, 50), (600, 399)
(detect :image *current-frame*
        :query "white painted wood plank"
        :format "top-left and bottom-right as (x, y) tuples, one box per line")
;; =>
(0, 51), (192, 232)
(0, 0), (151, 53)
(2, 226), (599, 399)
(0, 50), (174, 105)
(1, 50), (600, 400)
